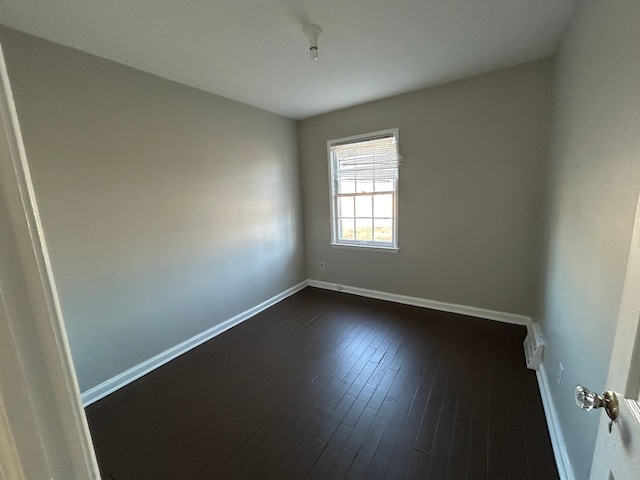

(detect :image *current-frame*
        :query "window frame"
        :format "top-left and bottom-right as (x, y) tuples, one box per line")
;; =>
(327, 128), (400, 253)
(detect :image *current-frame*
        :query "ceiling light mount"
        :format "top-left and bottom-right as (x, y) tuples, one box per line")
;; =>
(303, 24), (321, 60)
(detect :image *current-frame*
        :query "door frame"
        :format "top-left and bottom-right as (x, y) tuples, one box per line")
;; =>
(0, 42), (100, 478)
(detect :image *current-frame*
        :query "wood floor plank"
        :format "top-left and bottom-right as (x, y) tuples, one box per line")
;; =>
(287, 437), (326, 480)
(425, 373), (460, 480)
(342, 383), (376, 428)
(307, 423), (353, 480)
(466, 353), (489, 480)
(405, 448), (429, 480)
(326, 447), (357, 480)
(365, 356), (426, 479)
(445, 358), (476, 480)
(486, 362), (509, 479)
(346, 396), (398, 480)
(382, 345), (440, 480)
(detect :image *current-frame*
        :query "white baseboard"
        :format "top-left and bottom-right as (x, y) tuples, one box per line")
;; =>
(536, 363), (575, 480)
(307, 280), (532, 327)
(81, 280), (308, 406)
(83, 277), (569, 478)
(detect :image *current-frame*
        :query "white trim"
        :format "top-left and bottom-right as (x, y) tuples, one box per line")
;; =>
(83, 278), (532, 406)
(536, 363), (576, 480)
(80, 277), (574, 478)
(627, 398), (640, 426)
(82, 278), (530, 407)
(330, 243), (399, 254)
(328, 129), (399, 146)
(307, 279), (532, 327)
(327, 128), (400, 251)
(82, 280), (308, 406)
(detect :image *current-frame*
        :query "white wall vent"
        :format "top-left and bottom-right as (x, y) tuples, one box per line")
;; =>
(524, 322), (545, 370)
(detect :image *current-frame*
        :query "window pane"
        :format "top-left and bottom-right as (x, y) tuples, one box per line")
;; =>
(373, 194), (393, 218)
(339, 218), (355, 240)
(355, 219), (373, 241)
(338, 180), (355, 194)
(374, 180), (393, 192)
(355, 195), (373, 218)
(338, 196), (354, 217)
(356, 181), (374, 193)
(374, 219), (393, 242)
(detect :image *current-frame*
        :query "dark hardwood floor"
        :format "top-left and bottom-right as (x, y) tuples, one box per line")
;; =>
(85, 287), (559, 480)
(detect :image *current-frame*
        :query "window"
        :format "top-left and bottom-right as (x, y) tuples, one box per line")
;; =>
(328, 129), (401, 251)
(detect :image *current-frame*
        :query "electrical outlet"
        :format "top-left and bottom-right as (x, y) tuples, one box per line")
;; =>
(557, 362), (564, 386)
(319, 262), (325, 270)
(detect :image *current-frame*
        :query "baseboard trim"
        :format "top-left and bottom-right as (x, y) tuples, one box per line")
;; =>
(307, 280), (532, 327)
(81, 280), (309, 406)
(83, 278), (570, 477)
(536, 363), (575, 480)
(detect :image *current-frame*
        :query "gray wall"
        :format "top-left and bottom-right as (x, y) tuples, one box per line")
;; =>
(299, 60), (553, 316)
(539, 1), (640, 478)
(0, 27), (306, 393)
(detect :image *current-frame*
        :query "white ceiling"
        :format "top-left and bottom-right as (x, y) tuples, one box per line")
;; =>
(0, 0), (576, 120)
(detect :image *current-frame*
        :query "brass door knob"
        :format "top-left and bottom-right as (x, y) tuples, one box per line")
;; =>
(575, 386), (619, 421)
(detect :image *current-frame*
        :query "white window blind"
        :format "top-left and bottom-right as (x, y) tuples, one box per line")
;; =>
(330, 134), (402, 182)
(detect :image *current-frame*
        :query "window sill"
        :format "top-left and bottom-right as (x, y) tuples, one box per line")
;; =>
(330, 243), (399, 254)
